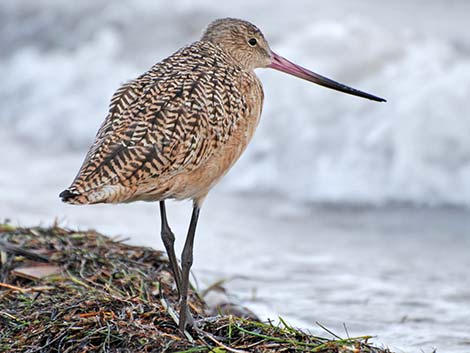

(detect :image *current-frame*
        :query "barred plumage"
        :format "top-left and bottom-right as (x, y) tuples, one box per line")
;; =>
(64, 40), (263, 205)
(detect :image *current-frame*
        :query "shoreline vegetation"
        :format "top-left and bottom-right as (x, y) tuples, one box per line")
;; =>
(0, 223), (392, 352)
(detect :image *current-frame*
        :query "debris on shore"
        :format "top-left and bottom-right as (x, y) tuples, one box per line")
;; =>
(0, 223), (392, 352)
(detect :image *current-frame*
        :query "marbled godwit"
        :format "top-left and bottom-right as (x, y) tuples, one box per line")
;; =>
(60, 18), (385, 331)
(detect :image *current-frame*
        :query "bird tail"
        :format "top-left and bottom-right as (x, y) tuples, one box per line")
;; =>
(59, 188), (89, 205)
(60, 184), (125, 204)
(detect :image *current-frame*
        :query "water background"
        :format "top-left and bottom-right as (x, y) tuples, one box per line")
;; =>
(1, 1), (469, 352)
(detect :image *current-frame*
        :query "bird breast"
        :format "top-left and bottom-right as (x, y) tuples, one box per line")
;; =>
(166, 70), (265, 204)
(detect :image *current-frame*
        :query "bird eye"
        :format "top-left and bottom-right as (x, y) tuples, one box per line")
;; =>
(248, 38), (257, 46)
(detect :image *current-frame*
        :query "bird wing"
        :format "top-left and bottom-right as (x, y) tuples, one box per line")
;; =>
(69, 42), (247, 195)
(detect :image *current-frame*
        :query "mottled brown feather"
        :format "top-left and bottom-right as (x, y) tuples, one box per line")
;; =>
(65, 40), (263, 204)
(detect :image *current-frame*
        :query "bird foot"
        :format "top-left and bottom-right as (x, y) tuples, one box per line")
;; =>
(178, 305), (198, 332)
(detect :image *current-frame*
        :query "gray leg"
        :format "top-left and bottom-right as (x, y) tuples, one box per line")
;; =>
(160, 201), (182, 296)
(179, 203), (200, 332)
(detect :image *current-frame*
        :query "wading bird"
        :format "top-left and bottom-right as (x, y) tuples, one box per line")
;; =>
(60, 18), (385, 332)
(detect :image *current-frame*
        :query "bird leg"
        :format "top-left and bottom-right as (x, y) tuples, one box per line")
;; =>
(178, 203), (200, 332)
(159, 201), (183, 296)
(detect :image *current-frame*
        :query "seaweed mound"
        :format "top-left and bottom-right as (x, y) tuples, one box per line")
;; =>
(0, 224), (392, 353)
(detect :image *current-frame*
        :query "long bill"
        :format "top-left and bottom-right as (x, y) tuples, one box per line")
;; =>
(268, 52), (386, 102)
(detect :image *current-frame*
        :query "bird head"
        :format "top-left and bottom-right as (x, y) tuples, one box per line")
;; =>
(201, 18), (386, 102)
(201, 18), (272, 71)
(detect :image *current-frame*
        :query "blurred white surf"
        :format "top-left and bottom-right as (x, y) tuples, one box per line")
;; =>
(1, 0), (469, 206)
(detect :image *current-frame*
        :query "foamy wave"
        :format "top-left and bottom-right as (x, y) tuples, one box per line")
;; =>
(1, 3), (469, 206)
